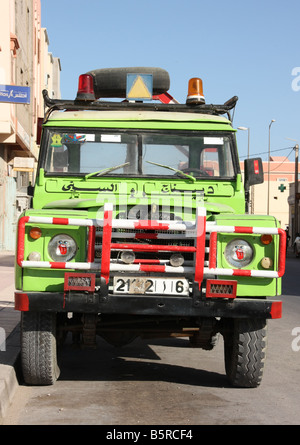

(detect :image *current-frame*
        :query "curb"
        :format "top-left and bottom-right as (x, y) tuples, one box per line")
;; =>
(0, 323), (20, 419)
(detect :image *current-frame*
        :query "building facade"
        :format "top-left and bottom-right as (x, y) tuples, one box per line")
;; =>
(241, 155), (296, 242)
(0, 0), (61, 250)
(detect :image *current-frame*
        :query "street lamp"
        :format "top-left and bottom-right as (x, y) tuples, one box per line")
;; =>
(267, 119), (276, 215)
(237, 126), (250, 159)
(295, 144), (299, 239)
(286, 138), (299, 240)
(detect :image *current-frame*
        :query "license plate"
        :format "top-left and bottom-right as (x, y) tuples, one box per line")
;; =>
(113, 276), (189, 295)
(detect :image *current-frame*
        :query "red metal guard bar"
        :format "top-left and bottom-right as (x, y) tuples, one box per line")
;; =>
(207, 226), (286, 278)
(16, 207), (286, 281)
(99, 203), (206, 284)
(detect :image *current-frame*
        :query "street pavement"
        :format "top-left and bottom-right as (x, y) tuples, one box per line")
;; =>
(0, 246), (295, 419)
(0, 251), (20, 419)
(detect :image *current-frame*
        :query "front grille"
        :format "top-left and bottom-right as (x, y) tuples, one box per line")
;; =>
(95, 227), (196, 264)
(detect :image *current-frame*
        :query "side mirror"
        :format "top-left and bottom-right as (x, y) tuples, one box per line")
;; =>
(244, 158), (264, 188)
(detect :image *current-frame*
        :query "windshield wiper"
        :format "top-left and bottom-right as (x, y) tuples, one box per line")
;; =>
(146, 161), (196, 183)
(84, 162), (130, 180)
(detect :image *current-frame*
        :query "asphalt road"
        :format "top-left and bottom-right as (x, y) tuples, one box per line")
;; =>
(2, 256), (300, 426)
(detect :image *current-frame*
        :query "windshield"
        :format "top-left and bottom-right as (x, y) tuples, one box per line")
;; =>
(43, 130), (237, 179)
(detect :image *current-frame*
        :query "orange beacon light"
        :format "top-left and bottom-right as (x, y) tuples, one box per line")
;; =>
(186, 78), (205, 104)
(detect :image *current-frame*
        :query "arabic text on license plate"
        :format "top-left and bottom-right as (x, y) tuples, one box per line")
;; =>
(113, 277), (189, 295)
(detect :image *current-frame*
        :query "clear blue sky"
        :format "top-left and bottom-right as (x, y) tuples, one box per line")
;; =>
(41, 0), (300, 162)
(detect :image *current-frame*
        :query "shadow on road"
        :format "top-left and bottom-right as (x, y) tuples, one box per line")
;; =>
(55, 335), (229, 389)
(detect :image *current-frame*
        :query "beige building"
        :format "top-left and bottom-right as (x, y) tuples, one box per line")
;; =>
(0, 0), (61, 250)
(241, 155), (295, 234)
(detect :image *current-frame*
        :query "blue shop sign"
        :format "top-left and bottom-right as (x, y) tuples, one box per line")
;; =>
(0, 85), (30, 104)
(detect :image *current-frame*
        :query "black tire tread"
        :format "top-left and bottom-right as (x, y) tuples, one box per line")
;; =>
(21, 312), (60, 385)
(224, 318), (267, 388)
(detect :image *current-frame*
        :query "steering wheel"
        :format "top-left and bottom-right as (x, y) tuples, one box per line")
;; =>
(181, 167), (210, 177)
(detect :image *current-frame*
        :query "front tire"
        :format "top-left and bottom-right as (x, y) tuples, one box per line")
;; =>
(21, 311), (60, 385)
(223, 318), (267, 388)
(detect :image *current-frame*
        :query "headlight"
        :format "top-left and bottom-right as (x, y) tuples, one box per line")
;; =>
(48, 234), (77, 262)
(224, 239), (253, 268)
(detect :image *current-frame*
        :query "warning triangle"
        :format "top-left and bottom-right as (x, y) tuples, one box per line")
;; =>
(127, 75), (152, 99)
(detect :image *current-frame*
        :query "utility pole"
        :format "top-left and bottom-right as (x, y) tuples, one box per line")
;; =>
(294, 144), (299, 240)
(267, 119), (276, 215)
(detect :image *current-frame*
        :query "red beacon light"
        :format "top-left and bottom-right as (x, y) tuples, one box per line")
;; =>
(76, 74), (96, 101)
(186, 77), (205, 105)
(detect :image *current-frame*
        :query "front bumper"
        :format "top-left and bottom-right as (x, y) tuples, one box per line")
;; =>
(15, 290), (282, 319)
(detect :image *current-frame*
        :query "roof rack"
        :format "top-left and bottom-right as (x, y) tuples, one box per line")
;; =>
(42, 89), (238, 122)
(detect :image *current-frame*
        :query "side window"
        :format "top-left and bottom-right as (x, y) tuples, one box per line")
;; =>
(199, 137), (234, 178)
(200, 148), (219, 176)
(45, 145), (69, 173)
(53, 146), (69, 172)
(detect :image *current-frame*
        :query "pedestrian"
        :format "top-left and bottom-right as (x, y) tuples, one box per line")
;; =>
(285, 226), (290, 252)
(293, 232), (300, 257)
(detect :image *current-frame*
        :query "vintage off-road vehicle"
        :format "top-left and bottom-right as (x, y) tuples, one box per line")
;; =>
(15, 67), (286, 387)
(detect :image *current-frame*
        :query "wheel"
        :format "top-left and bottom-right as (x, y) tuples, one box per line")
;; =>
(21, 311), (60, 385)
(223, 318), (267, 388)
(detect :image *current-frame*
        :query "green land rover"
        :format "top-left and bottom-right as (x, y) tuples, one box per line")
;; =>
(15, 67), (286, 387)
